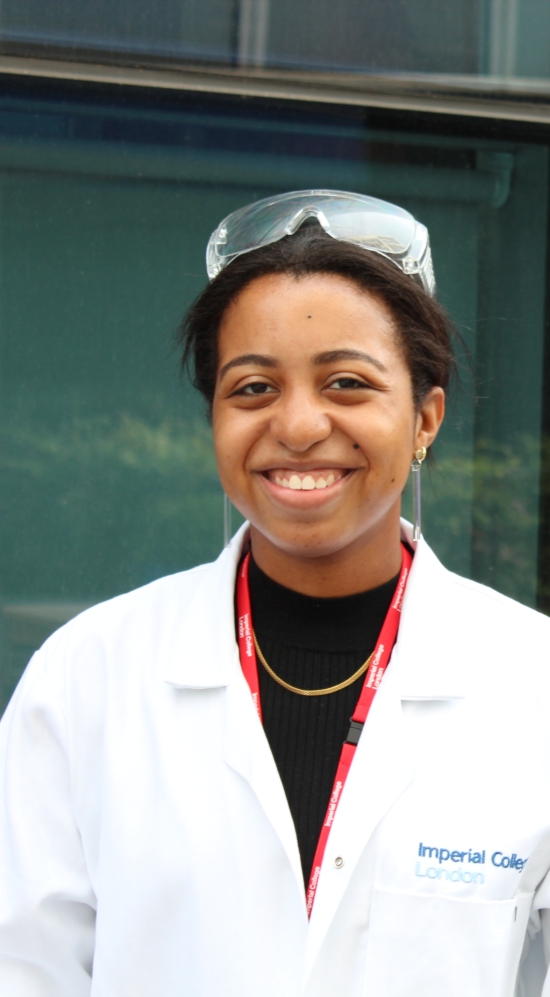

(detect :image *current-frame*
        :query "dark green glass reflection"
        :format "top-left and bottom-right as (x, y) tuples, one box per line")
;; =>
(0, 89), (547, 712)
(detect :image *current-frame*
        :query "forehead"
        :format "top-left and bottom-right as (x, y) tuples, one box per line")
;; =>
(218, 272), (401, 364)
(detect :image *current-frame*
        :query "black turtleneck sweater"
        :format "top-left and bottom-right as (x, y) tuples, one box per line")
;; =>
(248, 555), (399, 886)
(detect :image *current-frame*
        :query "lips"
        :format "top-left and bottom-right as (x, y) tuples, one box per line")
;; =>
(265, 468), (348, 491)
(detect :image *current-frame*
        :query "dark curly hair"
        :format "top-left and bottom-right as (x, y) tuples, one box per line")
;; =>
(178, 221), (457, 420)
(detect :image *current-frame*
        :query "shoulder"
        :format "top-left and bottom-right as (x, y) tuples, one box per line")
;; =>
(398, 539), (550, 709)
(8, 526), (250, 715)
(15, 559), (220, 697)
(45, 559), (217, 654)
(445, 568), (550, 634)
(440, 571), (550, 694)
(414, 534), (549, 633)
(403, 522), (550, 644)
(408, 537), (550, 684)
(69, 561), (213, 631)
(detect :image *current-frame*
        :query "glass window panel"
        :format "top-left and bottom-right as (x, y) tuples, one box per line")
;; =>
(267, 0), (480, 74)
(0, 0), (237, 63)
(0, 83), (548, 714)
(2, 0), (550, 84)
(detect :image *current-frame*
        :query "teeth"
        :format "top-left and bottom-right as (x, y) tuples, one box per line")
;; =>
(272, 470), (343, 490)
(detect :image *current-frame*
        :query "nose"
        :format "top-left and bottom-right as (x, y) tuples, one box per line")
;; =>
(269, 390), (332, 452)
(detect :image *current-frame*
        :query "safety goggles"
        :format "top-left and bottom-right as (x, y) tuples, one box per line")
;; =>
(206, 189), (435, 296)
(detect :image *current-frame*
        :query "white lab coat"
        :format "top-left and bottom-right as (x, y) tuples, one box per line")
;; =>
(2, 520), (550, 997)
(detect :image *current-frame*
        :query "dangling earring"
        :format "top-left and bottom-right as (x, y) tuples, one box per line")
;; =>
(411, 447), (427, 543)
(223, 493), (233, 548)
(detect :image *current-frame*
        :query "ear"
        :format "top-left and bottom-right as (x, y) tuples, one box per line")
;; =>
(414, 387), (445, 453)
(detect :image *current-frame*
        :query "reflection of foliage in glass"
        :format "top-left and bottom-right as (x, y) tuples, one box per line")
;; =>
(471, 436), (539, 606)
(0, 418), (542, 609)
(404, 435), (540, 607)
(0, 415), (224, 599)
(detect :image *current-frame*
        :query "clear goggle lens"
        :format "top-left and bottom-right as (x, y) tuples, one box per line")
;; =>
(206, 190), (435, 296)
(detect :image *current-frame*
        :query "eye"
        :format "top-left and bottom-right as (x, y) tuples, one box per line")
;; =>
(328, 376), (369, 390)
(233, 381), (277, 397)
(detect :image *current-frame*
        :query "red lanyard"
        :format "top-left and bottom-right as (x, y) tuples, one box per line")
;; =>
(236, 543), (412, 917)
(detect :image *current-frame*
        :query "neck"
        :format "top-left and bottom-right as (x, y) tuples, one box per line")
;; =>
(249, 520), (403, 598)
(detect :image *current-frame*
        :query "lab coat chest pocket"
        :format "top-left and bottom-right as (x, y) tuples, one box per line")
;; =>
(363, 888), (533, 997)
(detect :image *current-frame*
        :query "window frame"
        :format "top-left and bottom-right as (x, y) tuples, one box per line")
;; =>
(0, 50), (549, 126)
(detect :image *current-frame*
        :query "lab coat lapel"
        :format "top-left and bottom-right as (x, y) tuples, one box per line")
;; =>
(165, 520), (467, 966)
(164, 524), (305, 901)
(163, 524), (249, 690)
(223, 660), (305, 901)
(305, 526), (467, 976)
(305, 657), (413, 975)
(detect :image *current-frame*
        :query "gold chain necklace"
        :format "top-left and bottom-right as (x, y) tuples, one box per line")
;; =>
(252, 630), (374, 697)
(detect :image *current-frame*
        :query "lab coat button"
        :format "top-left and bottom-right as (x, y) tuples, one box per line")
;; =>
(334, 856), (344, 868)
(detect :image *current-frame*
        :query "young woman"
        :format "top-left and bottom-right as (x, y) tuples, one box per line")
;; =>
(0, 190), (549, 997)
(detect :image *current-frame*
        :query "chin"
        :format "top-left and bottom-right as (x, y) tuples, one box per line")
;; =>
(262, 523), (358, 560)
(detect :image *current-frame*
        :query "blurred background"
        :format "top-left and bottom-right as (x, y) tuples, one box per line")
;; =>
(0, 0), (549, 710)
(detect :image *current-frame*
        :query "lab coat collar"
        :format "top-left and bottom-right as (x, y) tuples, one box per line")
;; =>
(164, 519), (466, 701)
(163, 522), (249, 689)
(395, 521), (467, 701)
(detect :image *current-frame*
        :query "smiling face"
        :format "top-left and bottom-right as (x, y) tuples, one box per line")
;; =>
(212, 272), (444, 595)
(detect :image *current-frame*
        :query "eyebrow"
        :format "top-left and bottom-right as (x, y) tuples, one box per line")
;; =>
(313, 349), (387, 372)
(218, 347), (387, 382)
(219, 353), (278, 381)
